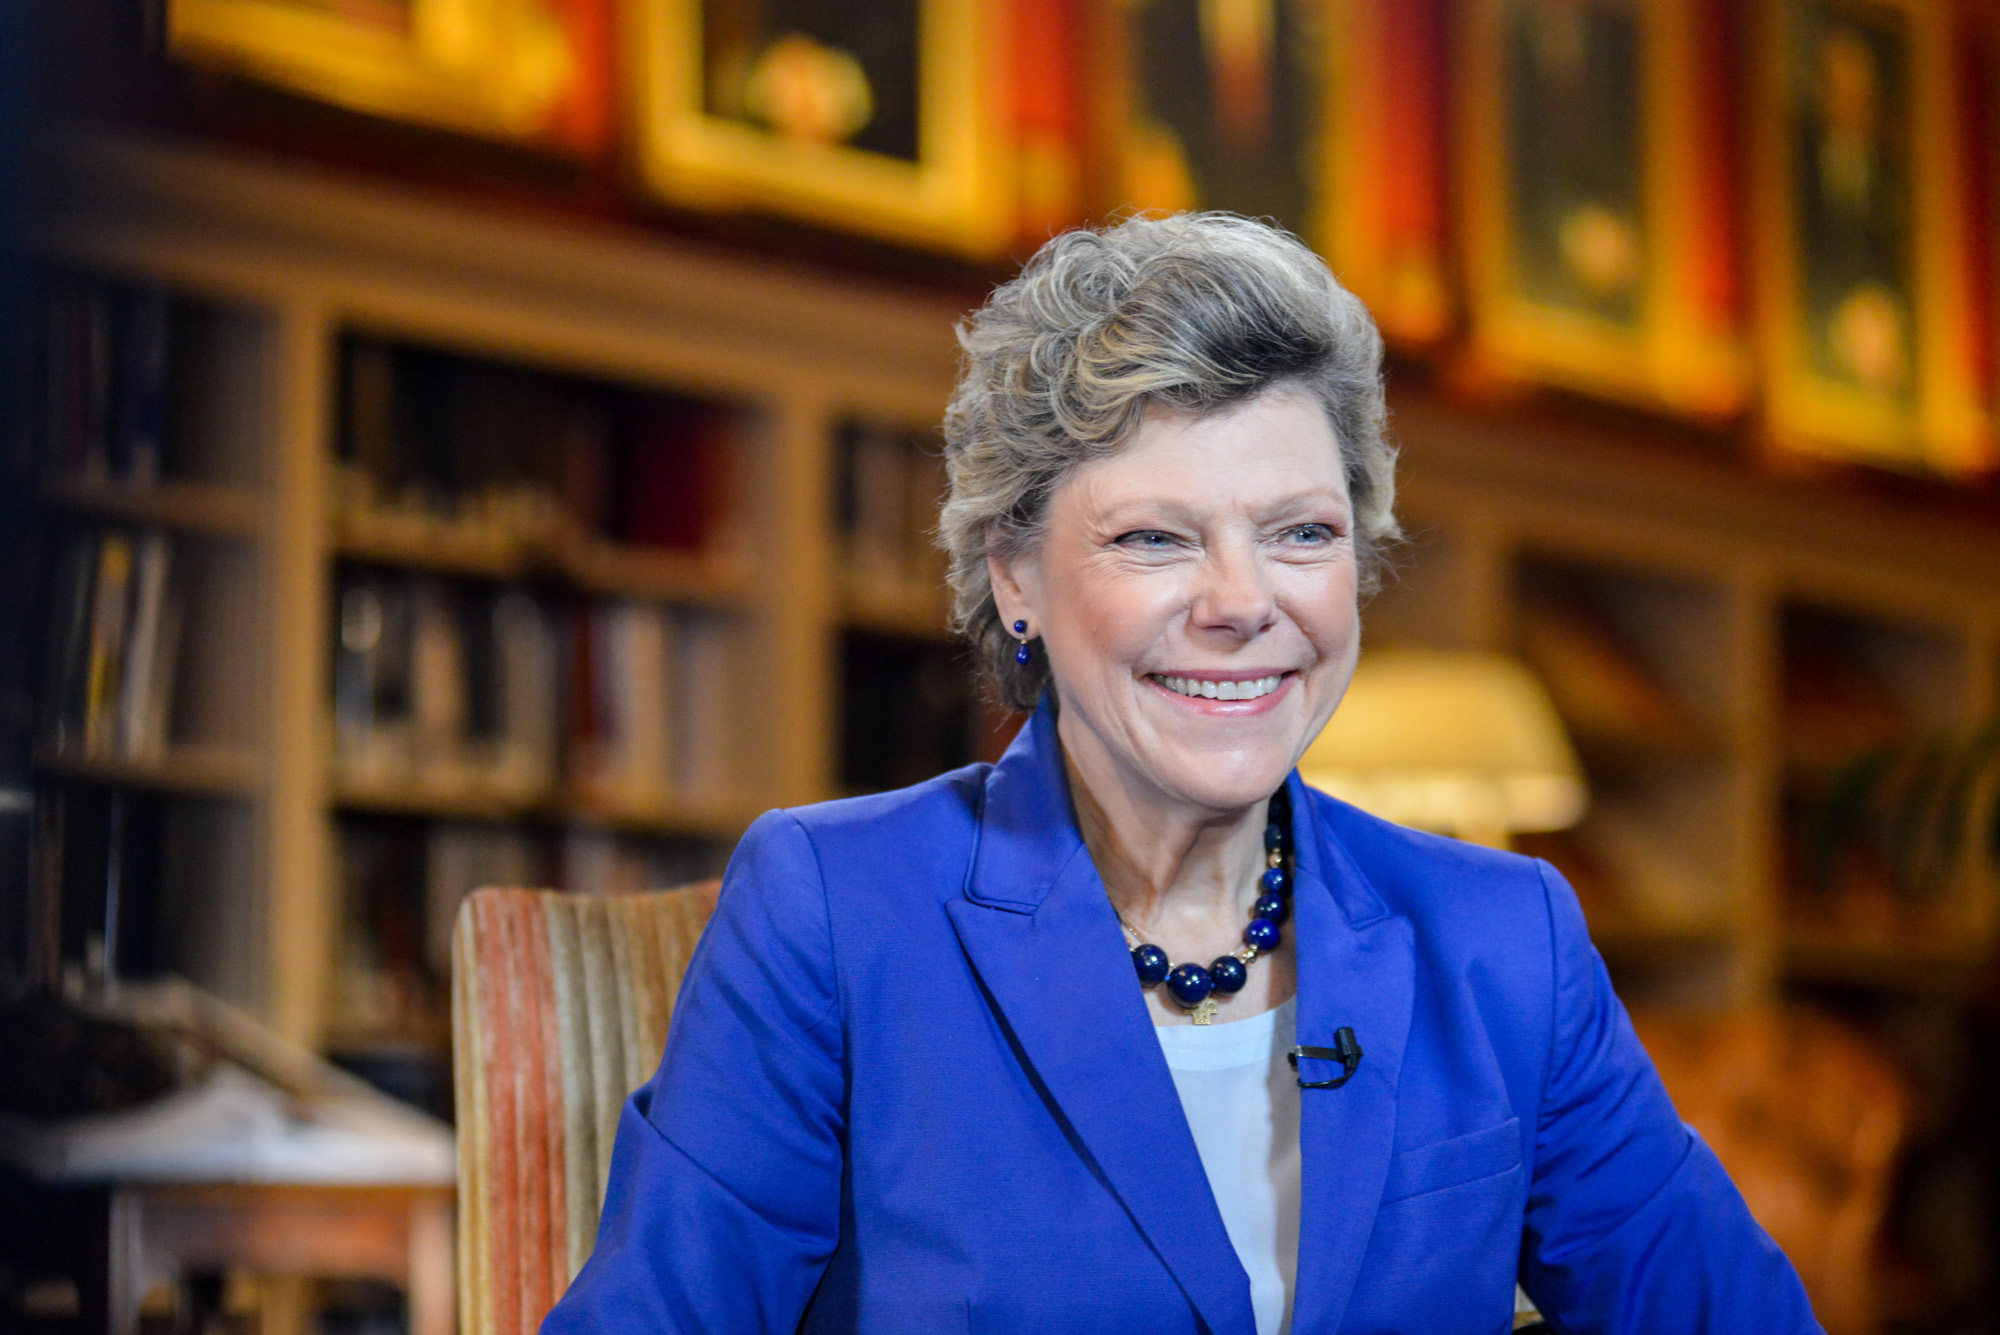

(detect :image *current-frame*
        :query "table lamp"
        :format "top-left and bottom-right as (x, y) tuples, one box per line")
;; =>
(1297, 646), (1587, 847)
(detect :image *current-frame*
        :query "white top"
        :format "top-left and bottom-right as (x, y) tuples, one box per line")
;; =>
(1155, 998), (1301, 1335)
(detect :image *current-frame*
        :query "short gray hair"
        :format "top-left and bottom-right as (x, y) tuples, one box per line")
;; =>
(939, 212), (1400, 712)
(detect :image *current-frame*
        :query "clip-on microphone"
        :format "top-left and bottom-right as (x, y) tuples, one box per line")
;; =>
(1289, 1026), (1363, 1089)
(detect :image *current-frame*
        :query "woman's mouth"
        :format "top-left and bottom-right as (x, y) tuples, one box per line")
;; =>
(1149, 673), (1286, 702)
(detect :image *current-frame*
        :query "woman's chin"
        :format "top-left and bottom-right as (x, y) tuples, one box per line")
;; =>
(1138, 747), (1298, 816)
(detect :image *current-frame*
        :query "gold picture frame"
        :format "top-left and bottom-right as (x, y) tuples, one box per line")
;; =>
(168, 0), (595, 146)
(1752, 0), (1989, 475)
(1095, 0), (1452, 346)
(1092, 0), (1338, 254)
(1459, 0), (1744, 414)
(628, 0), (1013, 257)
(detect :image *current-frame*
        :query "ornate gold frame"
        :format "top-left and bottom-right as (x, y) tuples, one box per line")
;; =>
(1459, 0), (1745, 414)
(627, 0), (1012, 257)
(1750, 0), (1989, 475)
(168, 0), (587, 144)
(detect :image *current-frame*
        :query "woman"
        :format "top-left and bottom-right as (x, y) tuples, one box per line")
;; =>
(544, 215), (1818, 1333)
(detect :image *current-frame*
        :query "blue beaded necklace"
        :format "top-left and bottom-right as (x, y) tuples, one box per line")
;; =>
(1121, 786), (1292, 1025)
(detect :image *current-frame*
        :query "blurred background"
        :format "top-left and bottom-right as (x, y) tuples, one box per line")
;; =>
(3, 0), (2000, 1332)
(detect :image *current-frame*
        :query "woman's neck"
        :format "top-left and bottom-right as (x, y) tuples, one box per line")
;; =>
(1062, 749), (1269, 932)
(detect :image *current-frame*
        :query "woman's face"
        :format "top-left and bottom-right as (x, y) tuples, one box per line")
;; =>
(992, 388), (1361, 818)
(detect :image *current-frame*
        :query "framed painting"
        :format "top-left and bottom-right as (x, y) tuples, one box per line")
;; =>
(167, 0), (607, 150)
(1091, 0), (1334, 247)
(628, 0), (1012, 257)
(1459, 0), (1744, 414)
(1752, 0), (1987, 474)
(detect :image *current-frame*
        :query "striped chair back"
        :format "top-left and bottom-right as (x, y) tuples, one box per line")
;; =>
(451, 882), (721, 1335)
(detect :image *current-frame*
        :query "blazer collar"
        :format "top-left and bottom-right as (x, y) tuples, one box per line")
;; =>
(1286, 772), (1417, 1331)
(951, 701), (1416, 1334)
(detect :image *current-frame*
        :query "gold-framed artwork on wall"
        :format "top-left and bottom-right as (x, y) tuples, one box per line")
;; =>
(627, 0), (1013, 257)
(1751, 0), (1989, 476)
(1092, 0), (1457, 343)
(1458, 0), (1745, 414)
(167, 0), (604, 149)
(1091, 0), (1337, 250)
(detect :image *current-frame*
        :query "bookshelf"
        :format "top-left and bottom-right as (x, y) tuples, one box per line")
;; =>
(25, 127), (973, 1071)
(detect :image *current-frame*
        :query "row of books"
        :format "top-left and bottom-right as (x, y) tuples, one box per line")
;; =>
(35, 275), (252, 489)
(41, 527), (183, 763)
(333, 567), (739, 806)
(338, 337), (742, 554)
(38, 276), (172, 486)
(839, 631), (978, 794)
(331, 816), (726, 1044)
(834, 420), (948, 595)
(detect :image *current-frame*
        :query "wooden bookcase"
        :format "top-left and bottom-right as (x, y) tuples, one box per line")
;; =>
(26, 126), (970, 1063)
(1368, 397), (2000, 1015)
(26, 124), (2000, 1062)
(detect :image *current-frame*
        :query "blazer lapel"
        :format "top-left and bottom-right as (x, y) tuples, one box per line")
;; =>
(947, 703), (1257, 1335)
(1284, 774), (1416, 1333)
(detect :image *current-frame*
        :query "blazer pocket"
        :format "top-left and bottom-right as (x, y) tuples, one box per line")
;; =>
(1380, 1117), (1522, 1205)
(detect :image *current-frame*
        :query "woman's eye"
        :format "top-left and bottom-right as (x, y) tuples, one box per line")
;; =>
(1116, 530), (1179, 550)
(1281, 523), (1339, 544)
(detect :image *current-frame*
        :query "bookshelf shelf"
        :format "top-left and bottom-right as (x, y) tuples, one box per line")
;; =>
(35, 744), (262, 797)
(331, 775), (552, 823)
(560, 789), (762, 840)
(838, 572), (952, 639)
(334, 510), (756, 608)
(1568, 727), (1731, 770)
(562, 540), (755, 609)
(42, 477), (265, 538)
(333, 509), (529, 580)
(1781, 930), (1989, 995)
(330, 775), (758, 841)
(1586, 913), (1736, 957)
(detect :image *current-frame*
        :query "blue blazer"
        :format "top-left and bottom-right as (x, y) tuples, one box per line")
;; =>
(546, 702), (1819, 1334)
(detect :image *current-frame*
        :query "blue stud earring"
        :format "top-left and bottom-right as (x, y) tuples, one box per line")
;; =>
(1013, 619), (1031, 665)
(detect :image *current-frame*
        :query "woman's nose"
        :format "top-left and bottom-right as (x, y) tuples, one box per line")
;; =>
(1191, 545), (1278, 639)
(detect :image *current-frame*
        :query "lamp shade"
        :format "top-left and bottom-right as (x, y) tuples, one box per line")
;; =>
(1298, 647), (1586, 843)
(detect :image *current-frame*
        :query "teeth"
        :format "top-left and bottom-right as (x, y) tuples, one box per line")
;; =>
(1156, 674), (1282, 702)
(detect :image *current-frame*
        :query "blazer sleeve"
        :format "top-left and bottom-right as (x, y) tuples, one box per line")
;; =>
(543, 810), (846, 1334)
(1518, 860), (1823, 1335)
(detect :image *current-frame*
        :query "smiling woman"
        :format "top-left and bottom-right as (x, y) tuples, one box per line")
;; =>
(542, 215), (1822, 1335)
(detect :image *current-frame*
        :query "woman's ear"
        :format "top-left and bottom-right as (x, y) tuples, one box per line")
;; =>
(987, 546), (1037, 632)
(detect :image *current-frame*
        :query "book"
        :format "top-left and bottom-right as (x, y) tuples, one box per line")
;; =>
(837, 421), (948, 602)
(603, 599), (674, 800)
(79, 284), (114, 482)
(491, 589), (560, 797)
(82, 532), (135, 755)
(39, 278), (82, 478)
(114, 288), (171, 487)
(409, 577), (467, 782)
(616, 397), (737, 553)
(116, 531), (178, 759)
(572, 598), (674, 803)
(40, 526), (186, 763)
(673, 612), (735, 803)
(845, 423), (910, 590)
(340, 340), (400, 509)
(41, 532), (99, 756)
(333, 571), (416, 785)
